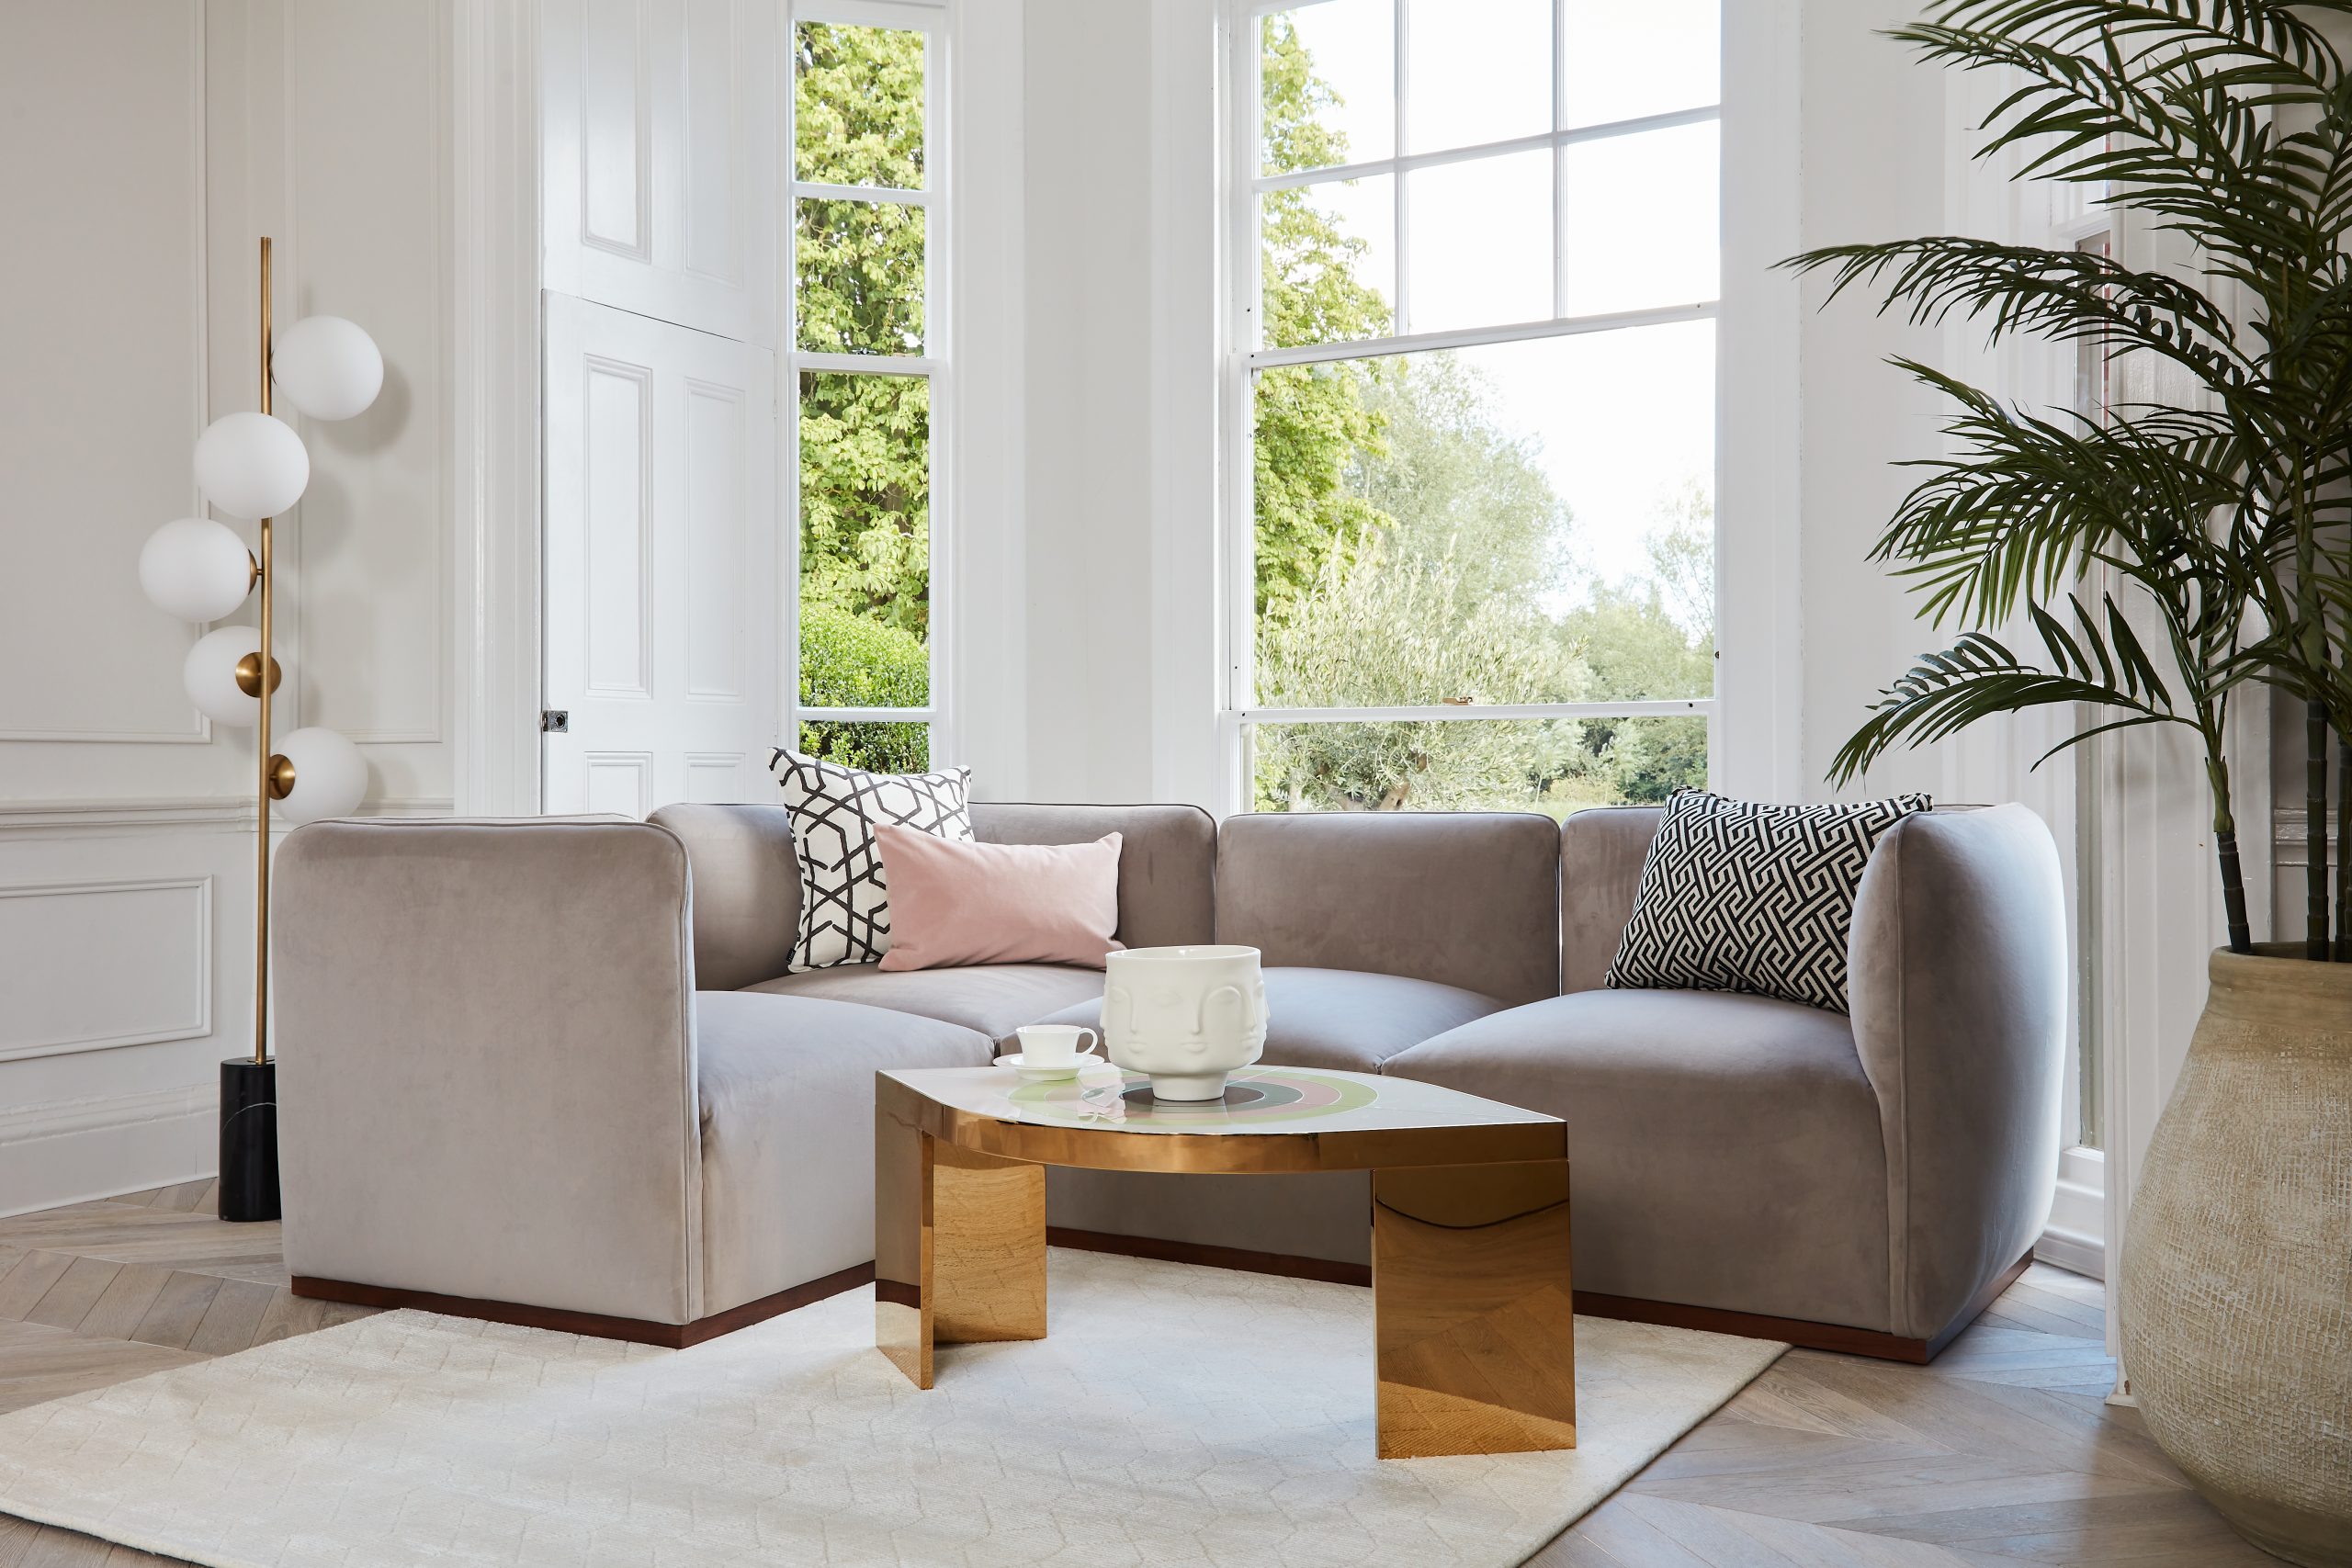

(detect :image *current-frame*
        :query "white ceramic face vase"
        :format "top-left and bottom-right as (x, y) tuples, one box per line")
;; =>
(1102, 945), (1269, 1101)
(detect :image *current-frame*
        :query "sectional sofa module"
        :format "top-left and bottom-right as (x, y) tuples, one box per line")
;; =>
(272, 800), (2065, 1359)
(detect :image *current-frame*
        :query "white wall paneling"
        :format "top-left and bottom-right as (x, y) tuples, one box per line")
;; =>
(544, 293), (779, 813)
(1147, 0), (1221, 811)
(1713, 0), (1804, 803)
(1022, 0), (1161, 803)
(452, 0), (547, 817)
(0, 3), (210, 750)
(0, 812), (260, 1213)
(0, 0), (461, 1213)
(285, 0), (455, 778)
(945, 0), (1031, 800)
(542, 0), (778, 344)
(0, 876), (211, 1064)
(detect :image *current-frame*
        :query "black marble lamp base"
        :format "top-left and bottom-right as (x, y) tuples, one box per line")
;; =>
(219, 1057), (280, 1223)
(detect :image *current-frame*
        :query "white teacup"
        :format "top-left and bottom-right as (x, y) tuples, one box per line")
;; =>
(1014, 1024), (1098, 1066)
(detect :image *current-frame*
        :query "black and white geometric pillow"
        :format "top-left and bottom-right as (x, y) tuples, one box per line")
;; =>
(1605, 788), (1932, 1013)
(771, 750), (973, 972)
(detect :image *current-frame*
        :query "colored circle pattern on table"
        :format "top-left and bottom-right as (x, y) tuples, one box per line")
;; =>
(1005, 1067), (1379, 1129)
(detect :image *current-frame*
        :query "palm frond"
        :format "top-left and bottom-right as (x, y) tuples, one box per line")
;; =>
(1870, 363), (2250, 625)
(1928, 0), (2346, 85)
(1781, 237), (2251, 387)
(1829, 608), (2191, 785)
(1888, 16), (2347, 278)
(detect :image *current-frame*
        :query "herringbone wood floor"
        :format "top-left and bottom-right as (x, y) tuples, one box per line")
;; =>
(0, 1186), (2271, 1568)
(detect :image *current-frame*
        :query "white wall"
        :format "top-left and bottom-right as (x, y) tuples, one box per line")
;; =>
(0, 0), (456, 1214)
(1019, 0), (1163, 803)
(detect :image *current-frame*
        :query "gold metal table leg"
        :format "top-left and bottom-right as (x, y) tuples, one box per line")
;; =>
(876, 1106), (1048, 1389)
(1372, 1159), (1577, 1458)
(874, 1102), (933, 1386)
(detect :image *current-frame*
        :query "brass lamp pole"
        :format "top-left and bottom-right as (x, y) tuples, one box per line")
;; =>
(255, 233), (280, 1065)
(220, 235), (290, 1221)
(232, 237), (311, 1060)
(146, 235), (379, 1223)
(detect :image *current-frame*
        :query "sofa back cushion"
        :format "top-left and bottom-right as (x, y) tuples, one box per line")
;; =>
(1560, 807), (1661, 993)
(655, 801), (1217, 989)
(650, 803), (800, 991)
(972, 803), (1216, 950)
(1215, 812), (1560, 1005)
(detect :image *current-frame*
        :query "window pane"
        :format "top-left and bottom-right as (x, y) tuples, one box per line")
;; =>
(1250, 322), (1715, 709)
(800, 717), (929, 773)
(1560, 122), (1718, 315)
(1561, 0), (1718, 128)
(1262, 174), (1395, 350)
(1262, 0), (1393, 175)
(796, 197), (924, 354)
(797, 372), (929, 708)
(1249, 715), (1707, 814)
(1405, 0), (1549, 153)
(795, 22), (925, 188)
(1405, 149), (1551, 333)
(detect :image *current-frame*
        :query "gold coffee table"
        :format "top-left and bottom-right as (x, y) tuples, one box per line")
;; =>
(874, 1062), (1575, 1458)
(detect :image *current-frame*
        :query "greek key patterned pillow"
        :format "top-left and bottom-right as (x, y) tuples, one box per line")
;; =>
(1605, 788), (1932, 1013)
(771, 750), (974, 972)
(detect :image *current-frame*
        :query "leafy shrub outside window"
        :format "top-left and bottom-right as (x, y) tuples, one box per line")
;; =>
(797, 604), (928, 773)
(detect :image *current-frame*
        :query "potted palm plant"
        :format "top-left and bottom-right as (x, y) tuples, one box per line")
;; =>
(1785, 3), (2352, 1562)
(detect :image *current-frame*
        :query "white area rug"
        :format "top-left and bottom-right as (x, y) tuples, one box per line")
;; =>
(0, 1249), (1781, 1568)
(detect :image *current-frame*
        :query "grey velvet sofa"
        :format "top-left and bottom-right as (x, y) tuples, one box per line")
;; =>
(272, 800), (2065, 1359)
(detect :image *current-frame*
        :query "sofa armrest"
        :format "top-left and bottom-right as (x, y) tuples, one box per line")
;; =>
(273, 817), (706, 1325)
(1848, 804), (2067, 1340)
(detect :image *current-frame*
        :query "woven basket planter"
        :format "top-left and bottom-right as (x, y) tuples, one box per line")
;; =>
(2120, 947), (2352, 1566)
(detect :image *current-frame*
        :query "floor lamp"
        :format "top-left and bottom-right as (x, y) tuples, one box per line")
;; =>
(135, 237), (383, 1223)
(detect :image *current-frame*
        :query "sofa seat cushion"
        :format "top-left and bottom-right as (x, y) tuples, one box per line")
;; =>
(1385, 988), (1892, 1332)
(743, 963), (1105, 1052)
(695, 991), (992, 1314)
(1034, 965), (1506, 1075)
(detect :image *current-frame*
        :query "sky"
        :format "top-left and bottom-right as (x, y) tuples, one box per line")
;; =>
(1270, 0), (1720, 597)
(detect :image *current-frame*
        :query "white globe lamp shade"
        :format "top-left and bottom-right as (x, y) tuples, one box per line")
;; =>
(273, 727), (367, 824)
(138, 517), (252, 622)
(182, 626), (270, 728)
(271, 316), (382, 422)
(193, 412), (309, 521)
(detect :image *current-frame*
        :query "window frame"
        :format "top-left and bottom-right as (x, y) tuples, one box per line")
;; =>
(1216, 0), (1723, 817)
(783, 0), (956, 765)
(2052, 197), (2114, 1158)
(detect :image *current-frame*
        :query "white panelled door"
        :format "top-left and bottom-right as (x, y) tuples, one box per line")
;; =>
(543, 293), (778, 815)
(541, 0), (779, 345)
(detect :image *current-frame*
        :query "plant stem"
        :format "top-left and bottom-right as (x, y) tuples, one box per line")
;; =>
(2217, 826), (2255, 956)
(2336, 729), (2350, 962)
(2311, 699), (2331, 959)
(2209, 748), (2254, 954)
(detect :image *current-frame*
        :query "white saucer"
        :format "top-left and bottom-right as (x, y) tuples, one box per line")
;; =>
(1003, 1050), (1103, 1082)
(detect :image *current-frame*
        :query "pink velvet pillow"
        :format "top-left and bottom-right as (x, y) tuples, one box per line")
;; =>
(874, 826), (1125, 971)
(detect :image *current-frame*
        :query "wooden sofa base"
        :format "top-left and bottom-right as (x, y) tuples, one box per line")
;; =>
(289, 1261), (875, 1349)
(296, 1243), (2030, 1364)
(1049, 1226), (2033, 1365)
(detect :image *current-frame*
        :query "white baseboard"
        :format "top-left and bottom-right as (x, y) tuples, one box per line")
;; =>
(2036, 1145), (2107, 1280)
(2034, 1223), (2105, 1280)
(0, 1083), (213, 1218)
